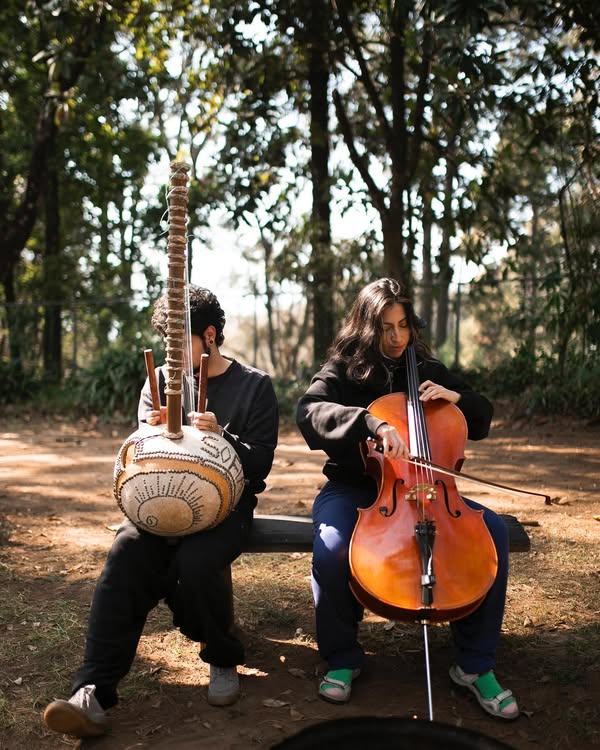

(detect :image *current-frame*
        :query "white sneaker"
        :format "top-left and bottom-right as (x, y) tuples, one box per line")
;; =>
(43, 684), (108, 737)
(207, 665), (240, 706)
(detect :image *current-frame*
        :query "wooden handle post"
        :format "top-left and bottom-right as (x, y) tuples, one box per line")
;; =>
(144, 349), (161, 412)
(197, 352), (209, 413)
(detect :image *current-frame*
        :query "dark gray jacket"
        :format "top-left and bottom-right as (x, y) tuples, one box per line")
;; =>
(296, 354), (493, 487)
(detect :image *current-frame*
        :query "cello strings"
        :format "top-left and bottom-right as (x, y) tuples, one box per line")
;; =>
(182, 277), (196, 418)
(405, 346), (421, 510)
(406, 345), (434, 517)
(409, 346), (436, 722)
(409, 345), (432, 462)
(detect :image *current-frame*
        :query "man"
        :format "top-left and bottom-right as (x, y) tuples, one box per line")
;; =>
(43, 286), (279, 737)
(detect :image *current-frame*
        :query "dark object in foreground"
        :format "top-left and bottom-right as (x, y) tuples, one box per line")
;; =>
(269, 716), (515, 749)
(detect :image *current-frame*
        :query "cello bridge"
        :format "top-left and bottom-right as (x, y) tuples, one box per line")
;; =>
(407, 484), (436, 502)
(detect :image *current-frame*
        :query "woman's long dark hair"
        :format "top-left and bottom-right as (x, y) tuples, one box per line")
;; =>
(328, 278), (431, 384)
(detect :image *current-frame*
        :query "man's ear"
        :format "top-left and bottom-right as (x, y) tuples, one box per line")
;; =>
(203, 325), (217, 345)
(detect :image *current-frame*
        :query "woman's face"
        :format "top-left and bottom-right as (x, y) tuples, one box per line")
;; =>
(379, 303), (410, 359)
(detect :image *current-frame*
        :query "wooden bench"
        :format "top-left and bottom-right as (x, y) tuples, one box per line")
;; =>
(221, 513), (530, 625)
(243, 513), (531, 554)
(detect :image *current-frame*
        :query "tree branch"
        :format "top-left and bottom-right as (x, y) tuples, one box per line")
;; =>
(332, 88), (387, 217)
(406, 18), (433, 180)
(333, 0), (398, 162)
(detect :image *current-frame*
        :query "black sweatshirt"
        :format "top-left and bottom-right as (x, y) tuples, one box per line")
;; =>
(138, 358), (279, 506)
(296, 354), (493, 487)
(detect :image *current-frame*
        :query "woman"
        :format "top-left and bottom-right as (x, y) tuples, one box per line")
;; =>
(296, 278), (518, 720)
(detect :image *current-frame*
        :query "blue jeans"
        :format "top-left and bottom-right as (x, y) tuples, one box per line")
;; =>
(311, 480), (509, 674)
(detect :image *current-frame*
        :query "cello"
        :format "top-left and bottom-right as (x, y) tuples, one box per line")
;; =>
(348, 343), (499, 717)
(349, 344), (498, 623)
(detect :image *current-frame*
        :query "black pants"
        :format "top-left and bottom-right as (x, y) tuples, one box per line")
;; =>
(72, 503), (253, 710)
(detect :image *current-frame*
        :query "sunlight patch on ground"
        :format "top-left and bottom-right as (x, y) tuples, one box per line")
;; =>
(0, 452), (116, 466)
(60, 524), (118, 548)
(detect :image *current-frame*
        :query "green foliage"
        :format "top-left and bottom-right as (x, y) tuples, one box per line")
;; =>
(70, 346), (149, 423)
(462, 346), (600, 419)
(524, 356), (600, 418)
(481, 342), (540, 395)
(0, 361), (41, 405)
(1, 0), (598, 410)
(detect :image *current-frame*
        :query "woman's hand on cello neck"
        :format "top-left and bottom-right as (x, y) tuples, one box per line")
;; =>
(418, 380), (460, 405)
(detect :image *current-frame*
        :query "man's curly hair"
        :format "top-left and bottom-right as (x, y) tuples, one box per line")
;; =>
(151, 285), (226, 346)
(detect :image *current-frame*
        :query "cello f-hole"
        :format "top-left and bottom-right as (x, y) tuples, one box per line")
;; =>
(379, 477), (404, 517)
(434, 479), (461, 518)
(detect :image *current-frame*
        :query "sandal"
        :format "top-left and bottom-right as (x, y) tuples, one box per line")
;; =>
(449, 664), (519, 720)
(318, 668), (361, 704)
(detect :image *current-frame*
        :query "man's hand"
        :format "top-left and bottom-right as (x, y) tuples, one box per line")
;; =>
(146, 407), (166, 426)
(188, 410), (221, 434)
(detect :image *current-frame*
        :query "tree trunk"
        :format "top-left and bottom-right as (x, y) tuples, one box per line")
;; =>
(307, 0), (333, 365)
(382, 212), (412, 294)
(0, 7), (110, 345)
(259, 231), (279, 375)
(42, 123), (62, 383)
(524, 204), (539, 352)
(1, 268), (22, 367)
(435, 153), (457, 348)
(0, 100), (52, 351)
(94, 184), (113, 350)
(420, 186), (434, 342)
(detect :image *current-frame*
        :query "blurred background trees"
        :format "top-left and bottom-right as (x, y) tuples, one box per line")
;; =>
(1, 0), (598, 420)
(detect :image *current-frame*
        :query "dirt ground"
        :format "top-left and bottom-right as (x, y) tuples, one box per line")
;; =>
(0, 409), (599, 750)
